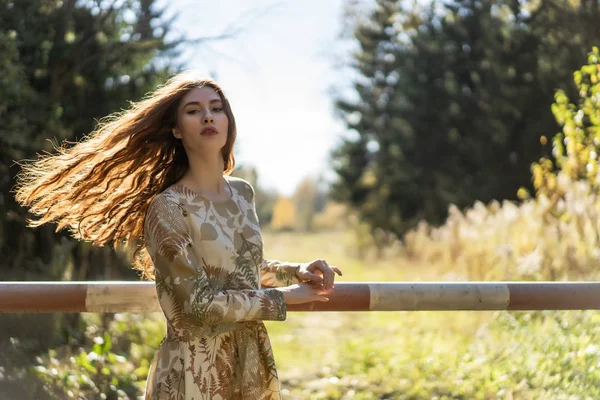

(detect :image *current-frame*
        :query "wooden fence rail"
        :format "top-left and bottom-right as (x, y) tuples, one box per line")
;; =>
(1, 282), (600, 313)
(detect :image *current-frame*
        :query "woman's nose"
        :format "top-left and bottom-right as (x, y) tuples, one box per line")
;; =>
(203, 113), (214, 124)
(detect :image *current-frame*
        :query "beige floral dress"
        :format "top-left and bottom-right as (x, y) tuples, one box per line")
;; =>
(143, 176), (300, 400)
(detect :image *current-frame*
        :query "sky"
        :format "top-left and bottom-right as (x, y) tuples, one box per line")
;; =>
(169, 0), (351, 196)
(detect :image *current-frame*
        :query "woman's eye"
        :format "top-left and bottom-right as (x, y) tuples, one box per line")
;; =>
(186, 110), (199, 115)
(213, 107), (223, 112)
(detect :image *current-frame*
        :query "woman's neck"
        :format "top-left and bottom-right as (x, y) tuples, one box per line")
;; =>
(183, 152), (226, 194)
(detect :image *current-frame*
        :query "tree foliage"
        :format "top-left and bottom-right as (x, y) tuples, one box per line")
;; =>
(332, 0), (600, 237)
(270, 197), (297, 231)
(0, 0), (179, 356)
(532, 47), (600, 199)
(0, 0), (178, 279)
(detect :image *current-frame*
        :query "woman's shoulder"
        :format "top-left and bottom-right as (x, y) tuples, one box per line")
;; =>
(225, 175), (252, 189)
(146, 189), (184, 221)
(226, 175), (255, 200)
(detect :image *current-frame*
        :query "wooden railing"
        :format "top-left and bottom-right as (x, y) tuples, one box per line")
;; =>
(1, 282), (600, 313)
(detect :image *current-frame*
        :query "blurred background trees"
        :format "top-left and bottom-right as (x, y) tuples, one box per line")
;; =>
(2, 0), (600, 398)
(1, 0), (177, 283)
(5, 0), (596, 279)
(0, 1), (177, 396)
(331, 0), (600, 238)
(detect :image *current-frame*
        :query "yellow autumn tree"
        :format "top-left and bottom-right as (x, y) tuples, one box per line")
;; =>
(293, 177), (318, 231)
(270, 196), (297, 231)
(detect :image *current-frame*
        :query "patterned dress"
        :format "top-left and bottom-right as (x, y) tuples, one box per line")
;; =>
(143, 176), (300, 399)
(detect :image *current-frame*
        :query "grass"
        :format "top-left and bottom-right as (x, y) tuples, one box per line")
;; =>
(261, 230), (600, 399)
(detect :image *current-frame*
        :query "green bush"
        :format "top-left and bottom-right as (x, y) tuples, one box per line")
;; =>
(31, 314), (164, 399)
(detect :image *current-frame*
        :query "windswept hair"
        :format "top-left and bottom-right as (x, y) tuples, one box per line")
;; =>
(14, 73), (237, 280)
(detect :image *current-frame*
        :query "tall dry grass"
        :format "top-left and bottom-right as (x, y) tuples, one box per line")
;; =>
(404, 174), (600, 281)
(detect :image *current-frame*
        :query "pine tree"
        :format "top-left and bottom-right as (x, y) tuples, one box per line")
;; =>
(332, 0), (600, 237)
(0, 0), (179, 354)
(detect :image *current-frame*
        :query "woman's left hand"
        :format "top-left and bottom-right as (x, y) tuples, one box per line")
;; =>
(296, 259), (342, 291)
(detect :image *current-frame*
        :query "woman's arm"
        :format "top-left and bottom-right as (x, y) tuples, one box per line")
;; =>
(239, 179), (342, 289)
(260, 259), (301, 288)
(262, 258), (343, 290)
(154, 251), (287, 323)
(145, 194), (287, 324)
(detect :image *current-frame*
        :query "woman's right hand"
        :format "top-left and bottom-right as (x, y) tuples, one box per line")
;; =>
(277, 283), (332, 304)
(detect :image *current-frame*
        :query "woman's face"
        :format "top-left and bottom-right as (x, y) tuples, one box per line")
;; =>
(173, 86), (229, 156)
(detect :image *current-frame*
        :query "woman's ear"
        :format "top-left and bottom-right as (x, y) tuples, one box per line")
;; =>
(172, 128), (181, 139)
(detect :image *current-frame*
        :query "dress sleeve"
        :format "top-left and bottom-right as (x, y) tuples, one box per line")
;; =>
(144, 194), (287, 324)
(260, 259), (301, 288)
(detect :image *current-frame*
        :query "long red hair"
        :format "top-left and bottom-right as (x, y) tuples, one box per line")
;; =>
(14, 74), (237, 279)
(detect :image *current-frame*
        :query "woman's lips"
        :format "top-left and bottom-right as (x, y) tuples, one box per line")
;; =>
(201, 127), (218, 136)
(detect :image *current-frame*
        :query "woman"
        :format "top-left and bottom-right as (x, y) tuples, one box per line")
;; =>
(15, 73), (342, 399)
